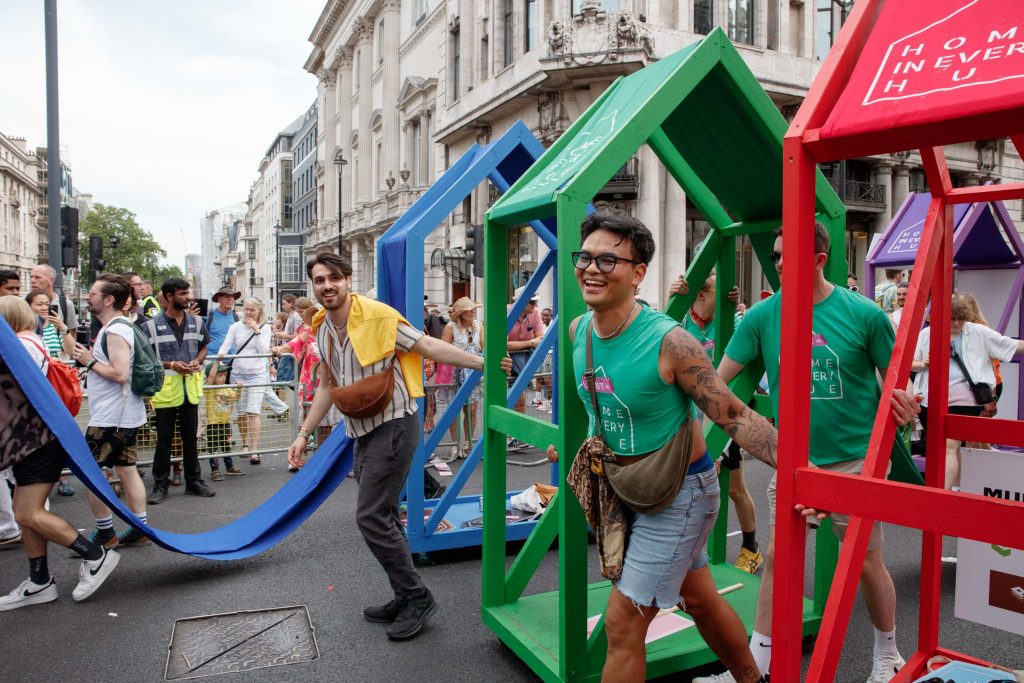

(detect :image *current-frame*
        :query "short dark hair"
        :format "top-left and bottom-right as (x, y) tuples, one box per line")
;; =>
(123, 271), (140, 280)
(96, 273), (131, 310)
(896, 281), (910, 290)
(885, 268), (903, 280)
(847, 272), (857, 281)
(161, 277), (191, 298)
(773, 222), (831, 255)
(282, 294), (296, 304)
(0, 269), (19, 283)
(306, 251), (353, 279)
(25, 289), (51, 306)
(579, 213), (656, 265)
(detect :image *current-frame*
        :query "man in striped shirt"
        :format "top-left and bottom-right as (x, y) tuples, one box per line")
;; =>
(288, 252), (509, 642)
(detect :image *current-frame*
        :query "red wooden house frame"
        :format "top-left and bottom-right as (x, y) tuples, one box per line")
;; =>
(775, 1), (1024, 681)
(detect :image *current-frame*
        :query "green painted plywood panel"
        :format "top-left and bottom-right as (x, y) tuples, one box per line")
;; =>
(491, 40), (701, 219)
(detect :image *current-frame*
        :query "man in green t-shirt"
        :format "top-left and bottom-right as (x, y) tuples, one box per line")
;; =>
(694, 224), (920, 683)
(668, 273), (762, 576)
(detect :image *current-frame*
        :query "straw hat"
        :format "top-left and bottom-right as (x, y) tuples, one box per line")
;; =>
(451, 296), (482, 320)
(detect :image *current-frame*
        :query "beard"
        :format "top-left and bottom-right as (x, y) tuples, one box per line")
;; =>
(316, 289), (344, 310)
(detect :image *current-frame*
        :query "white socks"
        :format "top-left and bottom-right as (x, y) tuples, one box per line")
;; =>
(749, 631), (772, 676)
(873, 627), (898, 658)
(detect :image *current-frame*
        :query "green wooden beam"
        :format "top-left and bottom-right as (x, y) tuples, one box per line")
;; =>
(647, 127), (733, 230)
(554, 196), (592, 681)
(664, 231), (721, 322)
(504, 494), (562, 602)
(483, 213), (513, 610)
(719, 218), (782, 237)
(489, 406), (560, 450)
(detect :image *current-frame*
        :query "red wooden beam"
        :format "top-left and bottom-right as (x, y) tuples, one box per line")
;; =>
(920, 147), (952, 199)
(922, 197), (954, 654)
(804, 112), (1024, 163)
(787, 0), (882, 138)
(772, 137), (817, 683)
(1012, 135), (1024, 159)
(945, 415), (1024, 448)
(947, 182), (1024, 204)
(803, 196), (947, 683)
(794, 470), (1024, 544)
(889, 651), (930, 683)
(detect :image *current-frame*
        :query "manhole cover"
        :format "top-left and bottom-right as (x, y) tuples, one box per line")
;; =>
(165, 605), (318, 680)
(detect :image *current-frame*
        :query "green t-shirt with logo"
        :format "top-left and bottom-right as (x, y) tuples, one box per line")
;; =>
(573, 306), (690, 456)
(682, 310), (743, 359)
(724, 286), (895, 466)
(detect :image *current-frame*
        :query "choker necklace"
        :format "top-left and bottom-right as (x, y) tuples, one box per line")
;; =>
(594, 302), (640, 339)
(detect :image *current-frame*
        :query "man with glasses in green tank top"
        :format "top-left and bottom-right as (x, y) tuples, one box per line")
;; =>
(694, 224), (921, 683)
(552, 213), (779, 683)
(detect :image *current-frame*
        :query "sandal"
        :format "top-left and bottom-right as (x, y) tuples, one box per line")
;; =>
(250, 455), (261, 465)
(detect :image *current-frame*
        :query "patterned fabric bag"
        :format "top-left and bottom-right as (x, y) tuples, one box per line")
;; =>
(566, 434), (628, 580)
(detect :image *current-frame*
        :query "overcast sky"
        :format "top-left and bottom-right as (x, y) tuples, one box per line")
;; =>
(1, 0), (324, 268)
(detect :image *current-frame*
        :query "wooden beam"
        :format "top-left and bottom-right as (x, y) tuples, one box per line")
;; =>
(794, 470), (1024, 544)
(948, 182), (1024, 204)
(946, 415), (1024, 448)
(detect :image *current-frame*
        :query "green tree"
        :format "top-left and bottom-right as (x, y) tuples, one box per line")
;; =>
(79, 204), (167, 279)
(153, 264), (187, 287)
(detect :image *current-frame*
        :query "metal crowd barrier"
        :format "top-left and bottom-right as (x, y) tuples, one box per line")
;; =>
(64, 352), (313, 473)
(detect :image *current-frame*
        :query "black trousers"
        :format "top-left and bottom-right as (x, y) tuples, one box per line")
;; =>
(152, 402), (201, 490)
(918, 403), (984, 436)
(354, 412), (426, 598)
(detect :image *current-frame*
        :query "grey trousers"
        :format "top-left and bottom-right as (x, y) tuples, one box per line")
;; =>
(353, 412), (426, 598)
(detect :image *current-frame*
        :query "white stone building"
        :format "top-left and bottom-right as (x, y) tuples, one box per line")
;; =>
(0, 132), (46, 286)
(199, 202), (247, 300)
(304, 0), (1024, 309)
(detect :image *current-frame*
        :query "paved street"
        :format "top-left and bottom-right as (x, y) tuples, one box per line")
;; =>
(1, 448), (1020, 682)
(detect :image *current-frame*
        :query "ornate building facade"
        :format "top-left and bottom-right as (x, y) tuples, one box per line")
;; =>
(305, 0), (1024, 308)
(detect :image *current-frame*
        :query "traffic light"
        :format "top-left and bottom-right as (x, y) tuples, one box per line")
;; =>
(60, 206), (79, 271)
(465, 224), (484, 278)
(87, 235), (105, 284)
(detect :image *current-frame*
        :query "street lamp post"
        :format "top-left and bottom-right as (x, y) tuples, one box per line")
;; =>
(333, 148), (348, 256)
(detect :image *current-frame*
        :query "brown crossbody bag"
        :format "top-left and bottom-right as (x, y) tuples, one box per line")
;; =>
(576, 320), (694, 514)
(321, 332), (397, 419)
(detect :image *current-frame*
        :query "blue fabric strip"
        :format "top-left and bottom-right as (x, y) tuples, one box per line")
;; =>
(688, 452), (714, 475)
(1, 316), (353, 560)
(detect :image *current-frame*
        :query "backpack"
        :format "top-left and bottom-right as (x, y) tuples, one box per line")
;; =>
(25, 337), (83, 416)
(100, 318), (164, 397)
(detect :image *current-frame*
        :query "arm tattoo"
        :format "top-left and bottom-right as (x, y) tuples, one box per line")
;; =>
(662, 329), (778, 468)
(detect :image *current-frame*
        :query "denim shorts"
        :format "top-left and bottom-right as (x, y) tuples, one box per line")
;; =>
(615, 467), (721, 609)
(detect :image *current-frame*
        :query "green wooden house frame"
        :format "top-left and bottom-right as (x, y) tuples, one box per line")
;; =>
(479, 29), (848, 681)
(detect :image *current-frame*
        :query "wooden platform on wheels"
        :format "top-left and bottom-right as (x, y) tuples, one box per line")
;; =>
(483, 563), (820, 683)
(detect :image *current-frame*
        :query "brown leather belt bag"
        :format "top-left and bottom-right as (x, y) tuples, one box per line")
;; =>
(322, 338), (397, 419)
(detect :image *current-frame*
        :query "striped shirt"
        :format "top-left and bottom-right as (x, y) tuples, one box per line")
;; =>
(316, 317), (424, 438)
(40, 323), (63, 357)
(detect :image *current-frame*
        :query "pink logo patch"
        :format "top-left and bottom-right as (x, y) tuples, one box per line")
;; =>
(702, 339), (715, 351)
(811, 333), (828, 347)
(595, 377), (615, 394)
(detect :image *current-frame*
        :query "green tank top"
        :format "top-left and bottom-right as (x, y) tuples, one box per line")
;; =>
(573, 306), (691, 456)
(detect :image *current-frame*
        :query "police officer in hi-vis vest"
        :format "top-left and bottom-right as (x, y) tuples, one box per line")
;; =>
(144, 278), (215, 503)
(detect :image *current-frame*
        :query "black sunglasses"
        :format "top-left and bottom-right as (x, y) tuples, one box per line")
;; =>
(572, 251), (641, 273)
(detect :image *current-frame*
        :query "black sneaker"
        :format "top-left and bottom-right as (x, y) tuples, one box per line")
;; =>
(117, 527), (150, 547)
(147, 488), (168, 505)
(185, 481), (216, 497)
(386, 590), (438, 640)
(363, 597), (403, 623)
(89, 528), (118, 549)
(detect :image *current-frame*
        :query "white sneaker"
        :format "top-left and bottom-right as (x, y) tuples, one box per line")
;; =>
(692, 672), (737, 683)
(72, 548), (120, 602)
(0, 577), (58, 611)
(866, 653), (905, 683)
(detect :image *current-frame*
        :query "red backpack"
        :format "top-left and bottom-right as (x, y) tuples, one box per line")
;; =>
(25, 337), (83, 416)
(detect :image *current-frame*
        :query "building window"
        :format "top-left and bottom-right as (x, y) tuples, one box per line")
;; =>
(376, 142), (383, 193)
(694, 0), (713, 35)
(525, 0), (537, 52)
(728, 0), (754, 45)
(416, 0), (427, 24)
(503, 0), (514, 67)
(377, 19), (385, 65)
(451, 26), (461, 100)
(412, 120), (422, 185)
(281, 246), (301, 283)
(816, 0), (853, 61)
(247, 241), (257, 261)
